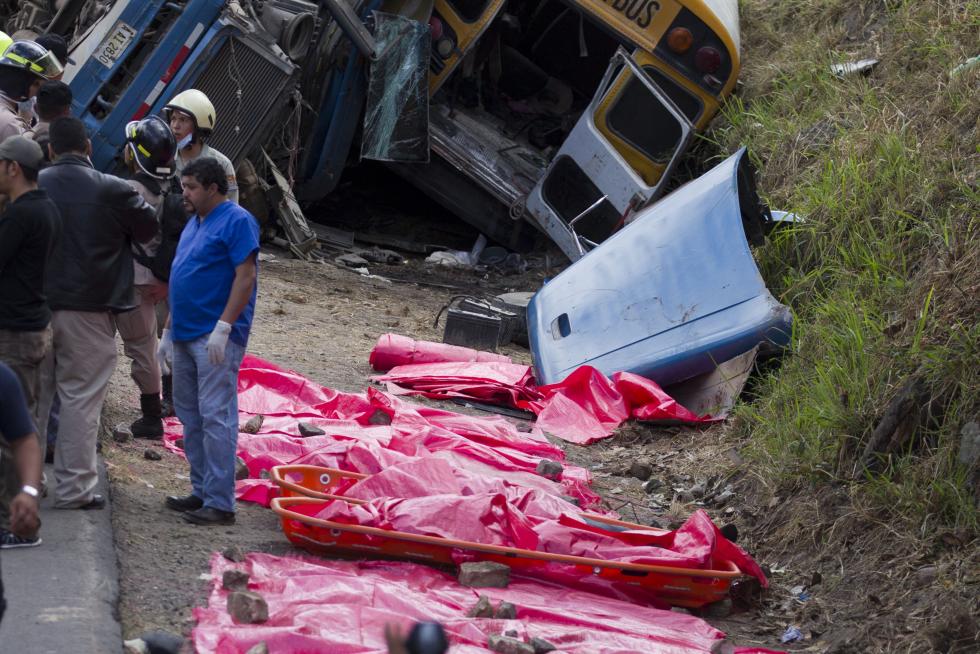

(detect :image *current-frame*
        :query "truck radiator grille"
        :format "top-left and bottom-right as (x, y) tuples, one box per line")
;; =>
(191, 35), (295, 164)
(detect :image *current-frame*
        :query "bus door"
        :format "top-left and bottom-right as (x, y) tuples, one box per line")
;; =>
(525, 48), (693, 261)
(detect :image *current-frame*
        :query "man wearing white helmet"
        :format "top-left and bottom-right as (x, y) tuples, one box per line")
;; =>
(163, 89), (238, 204)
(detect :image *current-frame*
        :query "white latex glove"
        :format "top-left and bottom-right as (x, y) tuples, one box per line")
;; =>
(157, 328), (174, 375)
(207, 320), (232, 365)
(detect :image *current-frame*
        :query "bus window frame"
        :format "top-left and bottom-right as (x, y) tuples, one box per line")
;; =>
(441, 0), (495, 23)
(604, 64), (704, 165)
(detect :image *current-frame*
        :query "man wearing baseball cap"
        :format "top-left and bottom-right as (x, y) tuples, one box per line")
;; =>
(0, 135), (60, 548)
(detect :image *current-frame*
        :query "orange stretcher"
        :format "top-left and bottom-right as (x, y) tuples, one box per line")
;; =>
(269, 465), (744, 608)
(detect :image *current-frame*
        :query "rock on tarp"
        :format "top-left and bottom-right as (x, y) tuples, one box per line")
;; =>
(374, 359), (713, 444)
(193, 553), (783, 654)
(161, 355), (601, 509)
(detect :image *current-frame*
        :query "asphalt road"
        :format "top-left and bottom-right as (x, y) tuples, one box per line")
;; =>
(0, 463), (122, 653)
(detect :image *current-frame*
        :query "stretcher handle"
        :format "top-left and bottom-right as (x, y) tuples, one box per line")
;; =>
(271, 497), (743, 580)
(270, 465), (369, 502)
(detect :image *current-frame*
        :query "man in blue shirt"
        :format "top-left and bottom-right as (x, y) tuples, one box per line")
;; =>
(157, 158), (258, 526)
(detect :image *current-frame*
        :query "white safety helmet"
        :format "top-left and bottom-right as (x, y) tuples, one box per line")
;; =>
(163, 89), (216, 136)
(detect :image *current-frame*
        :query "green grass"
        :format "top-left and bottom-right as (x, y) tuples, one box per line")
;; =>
(715, 0), (980, 534)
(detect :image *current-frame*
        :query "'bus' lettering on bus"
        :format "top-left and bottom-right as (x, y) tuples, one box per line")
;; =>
(603, 0), (662, 29)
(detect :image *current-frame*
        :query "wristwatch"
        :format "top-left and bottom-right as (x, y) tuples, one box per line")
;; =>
(21, 484), (39, 498)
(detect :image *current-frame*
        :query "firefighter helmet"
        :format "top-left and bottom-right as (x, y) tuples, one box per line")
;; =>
(125, 115), (177, 180)
(0, 40), (63, 80)
(163, 89), (216, 136)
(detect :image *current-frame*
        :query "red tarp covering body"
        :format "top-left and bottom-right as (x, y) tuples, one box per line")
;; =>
(319, 460), (766, 585)
(369, 334), (512, 371)
(194, 553), (783, 654)
(370, 338), (714, 444)
(162, 356), (601, 509)
(167, 353), (774, 649)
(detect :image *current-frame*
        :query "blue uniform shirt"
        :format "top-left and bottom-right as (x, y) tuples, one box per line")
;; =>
(169, 201), (260, 347)
(0, 362), (34, 446)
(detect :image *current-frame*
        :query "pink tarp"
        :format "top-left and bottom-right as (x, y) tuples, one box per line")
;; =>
(162, 355), (601, 510)
(319, 460), (766, 585)
(370, 333), (512, 370)
(194, 553), (781, 654)
(370, 337), (713, 443)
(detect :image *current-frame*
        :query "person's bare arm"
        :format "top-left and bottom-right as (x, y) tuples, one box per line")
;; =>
(9, 434), (41, 537)
(219, 253), (257, 325)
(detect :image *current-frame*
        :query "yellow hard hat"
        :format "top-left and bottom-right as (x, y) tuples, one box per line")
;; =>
(163, 89), (216, 135)
(0, 32), (12, 55)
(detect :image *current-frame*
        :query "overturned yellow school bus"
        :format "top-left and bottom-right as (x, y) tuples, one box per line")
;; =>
(391, 0), (740, 260)
(51, 0), (739, 260)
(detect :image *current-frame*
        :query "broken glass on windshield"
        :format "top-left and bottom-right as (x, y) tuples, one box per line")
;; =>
(361, 12), (431, 163)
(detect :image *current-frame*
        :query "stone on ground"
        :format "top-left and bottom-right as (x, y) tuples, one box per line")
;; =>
(222, 569), (250, 591)
(113, 424), (133, 443)
(535, 459), (563, 480)
(221, 545), (246, 563)
(368, 409), (392, 425)
(494, 601), (517, 619)
(235, 456), (250, 481)
(458, 561), (511, 588)
(467, 594), (494, 618)
(628, 460), (653, 481)
(241, 415), (265, 434)
(530, 637), (557, 654)
(298, 422), (326, 437)
(488, 634), (535, 654)
(227, 591), (269, 624)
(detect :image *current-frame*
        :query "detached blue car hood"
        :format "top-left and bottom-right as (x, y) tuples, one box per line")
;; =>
(528, 148), (792, 386)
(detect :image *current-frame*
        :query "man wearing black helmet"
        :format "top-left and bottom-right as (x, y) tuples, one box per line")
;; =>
(114, 116), (179, 439)
(0, 40), (63, 142)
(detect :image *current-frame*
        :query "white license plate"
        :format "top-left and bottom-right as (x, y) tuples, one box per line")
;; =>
(94, 21), (137, 69)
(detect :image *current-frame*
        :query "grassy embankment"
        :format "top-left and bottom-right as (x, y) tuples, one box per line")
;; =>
(712, 0), (978, 535)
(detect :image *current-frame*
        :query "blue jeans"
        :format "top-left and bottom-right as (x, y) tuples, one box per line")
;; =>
(173, 336), (246, 513)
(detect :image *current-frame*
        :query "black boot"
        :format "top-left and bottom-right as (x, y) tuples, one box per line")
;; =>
(131, 393), (164, 439)
(161, 374), (175, 417)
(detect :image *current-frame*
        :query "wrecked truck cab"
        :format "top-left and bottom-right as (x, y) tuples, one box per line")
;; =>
(527, 147), (792, 387)
(63, 0), (312, 174)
